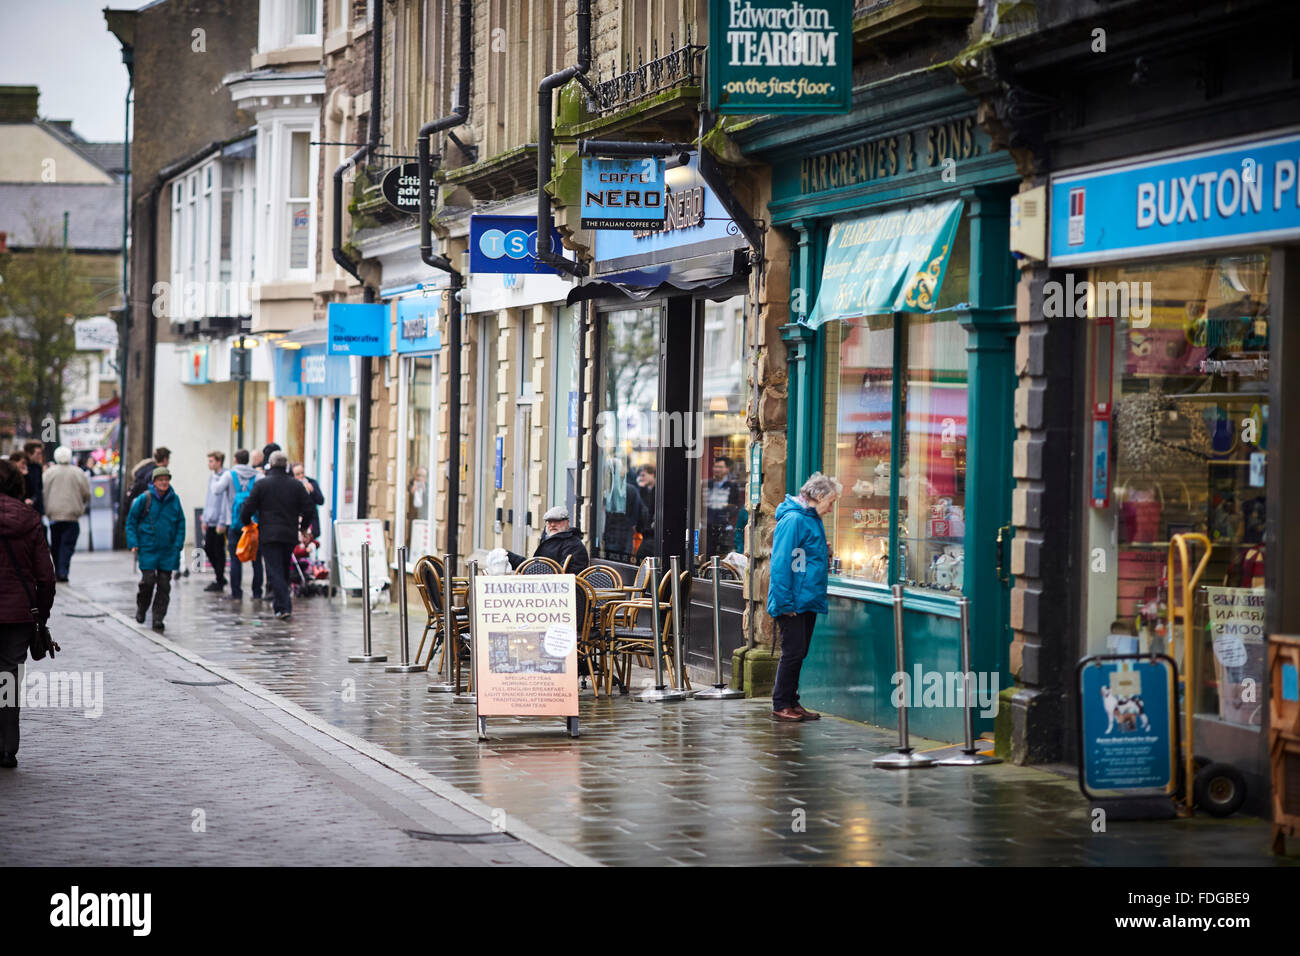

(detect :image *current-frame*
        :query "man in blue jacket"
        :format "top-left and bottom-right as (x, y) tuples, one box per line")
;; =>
(125, 466), (186, 632)
(766, 472), (841, 722)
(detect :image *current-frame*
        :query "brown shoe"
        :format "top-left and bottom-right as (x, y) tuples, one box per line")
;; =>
(771, 707), (805, 722)
(793, 705), (821, 720)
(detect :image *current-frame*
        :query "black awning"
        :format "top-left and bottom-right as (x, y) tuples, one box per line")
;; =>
(567, 250), (749, 304)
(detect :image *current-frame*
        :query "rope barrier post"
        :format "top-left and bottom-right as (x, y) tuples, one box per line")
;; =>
(874, 584), (933, 769)
(694, 555), (744, 699)
(668, 555), (693, 695)
(634, 557), (685, 702)
(454, 559), (478, 705)
(348, 540), (387, 662)
(937, 596), (1001, 766)
(386, 546), (425, 672)
(428, 552), (457, 692)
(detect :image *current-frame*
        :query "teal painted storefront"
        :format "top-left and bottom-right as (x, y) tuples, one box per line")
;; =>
(738, 73), (1020, 741)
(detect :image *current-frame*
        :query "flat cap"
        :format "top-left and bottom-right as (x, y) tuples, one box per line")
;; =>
(542, 505), (569, 522)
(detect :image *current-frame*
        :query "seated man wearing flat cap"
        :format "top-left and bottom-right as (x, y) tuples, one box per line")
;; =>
(507, 505), (588, 575)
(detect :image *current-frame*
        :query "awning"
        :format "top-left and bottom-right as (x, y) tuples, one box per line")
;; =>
(566, 250), (748, 304)
(806, 198), (963, 327)
(63, 396), (119, 424)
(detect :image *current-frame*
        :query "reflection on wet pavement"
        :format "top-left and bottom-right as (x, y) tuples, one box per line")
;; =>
(71, 554), (1289, 866)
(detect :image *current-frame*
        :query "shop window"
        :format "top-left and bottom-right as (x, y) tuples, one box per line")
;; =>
(407, 356), (434, 551)
(594, 305), (661, 563)
(476, 316), (501, 549)
(549, 305), (580, 523)
(286, 130), (312, 272)
(1082, 251), (1270, 729)
(341, 397), (358, 513)
(695, 295), (749, 571)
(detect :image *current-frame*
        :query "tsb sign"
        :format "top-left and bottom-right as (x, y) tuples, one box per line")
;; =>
(468, 215), (566, 275)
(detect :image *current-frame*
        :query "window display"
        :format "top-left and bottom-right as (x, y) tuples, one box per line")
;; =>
(695, 295), (749, 571)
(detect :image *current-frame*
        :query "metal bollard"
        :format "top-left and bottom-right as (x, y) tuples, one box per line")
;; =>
(873, 584), (933, 768)
(668, 555), (694, 695)
(694, 555), (744, 700)
(348, 540), (387, 663)
(936, 596), (1001, 766)
(428, 552), (457, 692)
(634, 557), (685, 702)
(453, 559), (478, 704)
(386, 546), (425, 672)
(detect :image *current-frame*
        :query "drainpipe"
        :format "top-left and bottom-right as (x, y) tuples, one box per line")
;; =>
(535, 0), (592, 278)
(114, 42), (133, 548)
(417, 0), (471, 572)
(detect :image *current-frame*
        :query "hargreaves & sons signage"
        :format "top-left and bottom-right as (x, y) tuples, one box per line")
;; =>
(798, 115), (982, 196)
(708, 0), (852, 114)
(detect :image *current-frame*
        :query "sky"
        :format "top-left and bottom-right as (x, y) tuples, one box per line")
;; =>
(0, 0), (153, 142)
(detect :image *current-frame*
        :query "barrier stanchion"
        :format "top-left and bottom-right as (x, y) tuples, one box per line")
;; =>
(454, 559), (478, 704)
(348, 541), (387, 663)
(668, 555), (694, 696)
(386, 546), (425, 673)
(428, 552), (457, 693)
(694, 555), (744, 700)
(873, 584), (933, 769)
(634, 557), (685, 702)
(936, 596), (1001, 767)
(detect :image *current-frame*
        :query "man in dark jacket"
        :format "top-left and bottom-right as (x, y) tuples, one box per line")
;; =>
(0, 458), (56, 768)
(507, 506), (588, 574)
(22, 441), (45, 517)
(239, 451), (314, 620)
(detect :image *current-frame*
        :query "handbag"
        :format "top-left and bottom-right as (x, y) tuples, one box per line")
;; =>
(236, 521), (259, 562)
(0, 536), (59, 660)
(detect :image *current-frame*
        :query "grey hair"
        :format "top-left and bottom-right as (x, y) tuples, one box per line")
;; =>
(799, 472), (842, 502)
(269, 450), (289, 469)
(53, 446), (73, 465)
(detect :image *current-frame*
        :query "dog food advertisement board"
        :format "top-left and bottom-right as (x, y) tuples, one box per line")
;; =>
(472, 574), (578, 718)
(1079, 657), (1176, 794)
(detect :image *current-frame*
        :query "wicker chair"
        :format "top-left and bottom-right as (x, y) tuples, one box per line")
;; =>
(516, 555), (562, 575)
(604, 568), (692, 694)
(413, 556), (470, 677)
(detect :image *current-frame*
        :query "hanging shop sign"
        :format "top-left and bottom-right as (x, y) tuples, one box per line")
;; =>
(327, 302), (390, 356)
(580, 157), (666, 229)
(1050, 129), (1300, 265)
(473, 574), (579, 727)
(707, 0), (852, 114)
(380, 163), (430, 214)
(1077, 655), (1178, 797)
(469, 215), (566, 275)
(394, 297), (443, 354)
(273, 343), (354, 398)
(73, 317), (118, 351)
(181, 344), (209, 384)
(806, 197), (964, 326)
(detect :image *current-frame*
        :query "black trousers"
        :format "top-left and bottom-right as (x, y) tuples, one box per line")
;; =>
(772, 611), (817, 711)
(0, 622), (29, 754)
(203, 526), (227, 585)
(261, 542), (292, 615)
(137, 568), (172, 622)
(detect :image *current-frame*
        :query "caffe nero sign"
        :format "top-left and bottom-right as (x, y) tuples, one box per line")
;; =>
(708, 0), (852, 114)
(380, 163), (429, 213)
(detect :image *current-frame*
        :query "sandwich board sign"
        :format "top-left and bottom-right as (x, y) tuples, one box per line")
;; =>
(1076, 655), (1177, 803)
(333, 519), (389, 592)
(471, 573), (579, 739)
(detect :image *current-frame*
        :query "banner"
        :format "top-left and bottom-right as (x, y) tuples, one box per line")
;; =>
(473, 574), (578, 718)
(327, 303), (390, 356)
(707, 0), (852, 114)
(59, 421), (114, 452)
(806, 198), (963, 326)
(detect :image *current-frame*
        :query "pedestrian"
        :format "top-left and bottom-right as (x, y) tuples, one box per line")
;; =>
(214, 449), (258, 600)
(260, 442), (281, 474)
(291, 462), (325, 540)
(239, 451), (314, 620)
(125, 465), (186, 632)
(0, 458), (56, 769)
(8, 453), (31, 506)
(507, 505), (589, 574)
(201, 450), (232, 592)
(705, 455), (742, 559)
(22, 441), (45, 518)
(635, 464), (656, 561)
(42, 446), (91, 582)
(767, 472), (841, 722)
(127, 446), (170, 511)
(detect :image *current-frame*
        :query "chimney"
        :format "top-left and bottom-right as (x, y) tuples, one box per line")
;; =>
(0, 86), (39, 123)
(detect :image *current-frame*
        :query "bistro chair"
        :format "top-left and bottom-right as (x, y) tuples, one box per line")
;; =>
(414, 557), (471, 677)
(604, 568), (691, 694)
(577, 564), (626, 635)
(561, 553), (573, 573)
(516, 555), (562, 575)
(572, 576), (607, 696)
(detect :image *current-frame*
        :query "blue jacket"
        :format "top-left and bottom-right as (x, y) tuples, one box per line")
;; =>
(125, 486), (186, 571)
(767, 495), (830, 616)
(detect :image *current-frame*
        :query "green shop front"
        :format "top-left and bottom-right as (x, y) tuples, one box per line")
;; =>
(736, 80), (1020, 741)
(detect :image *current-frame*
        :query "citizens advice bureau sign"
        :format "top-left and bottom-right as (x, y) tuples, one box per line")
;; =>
(708, 0), (852, 114)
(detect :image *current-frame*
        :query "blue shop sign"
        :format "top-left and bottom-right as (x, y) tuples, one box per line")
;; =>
(1050, 130), (1300, 265)
(274, 344), (354, 398)
(580, 157), (666, 230)
(1078, 657), (1176, 795)
(395, 297), (443, 354)
(327, 302), (390, 356)
(593, 155), (747, 279)
(469, 215), (565, 275)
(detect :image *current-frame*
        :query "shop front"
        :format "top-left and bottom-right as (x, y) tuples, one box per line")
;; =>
(1049, 128), (1300, 808)
(737, 81), (1020, 740)
(575, 154), (753, 673)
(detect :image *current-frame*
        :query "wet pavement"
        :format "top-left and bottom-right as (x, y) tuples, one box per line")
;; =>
(63, 551), (1296, 866)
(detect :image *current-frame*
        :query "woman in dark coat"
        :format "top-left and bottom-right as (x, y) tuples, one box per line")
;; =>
(0, 458), (56, 768)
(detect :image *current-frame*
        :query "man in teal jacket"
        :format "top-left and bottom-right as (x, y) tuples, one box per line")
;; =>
(766, 472), (841, 722)
(125, 466), (186, 631)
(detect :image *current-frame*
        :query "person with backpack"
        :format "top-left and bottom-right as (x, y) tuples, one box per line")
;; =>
(0, 458), (56, 768)
(214, 449), (258, 600)
(125, 466), (186, 632)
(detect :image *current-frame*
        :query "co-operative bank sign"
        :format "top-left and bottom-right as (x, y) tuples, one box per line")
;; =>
(1050, 129), (1300, 265)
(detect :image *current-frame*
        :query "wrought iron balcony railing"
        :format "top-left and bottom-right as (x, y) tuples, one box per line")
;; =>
(587, 29), (705, 116)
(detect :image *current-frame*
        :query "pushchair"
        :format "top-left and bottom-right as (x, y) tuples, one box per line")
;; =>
(291, 539), (330, 598)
